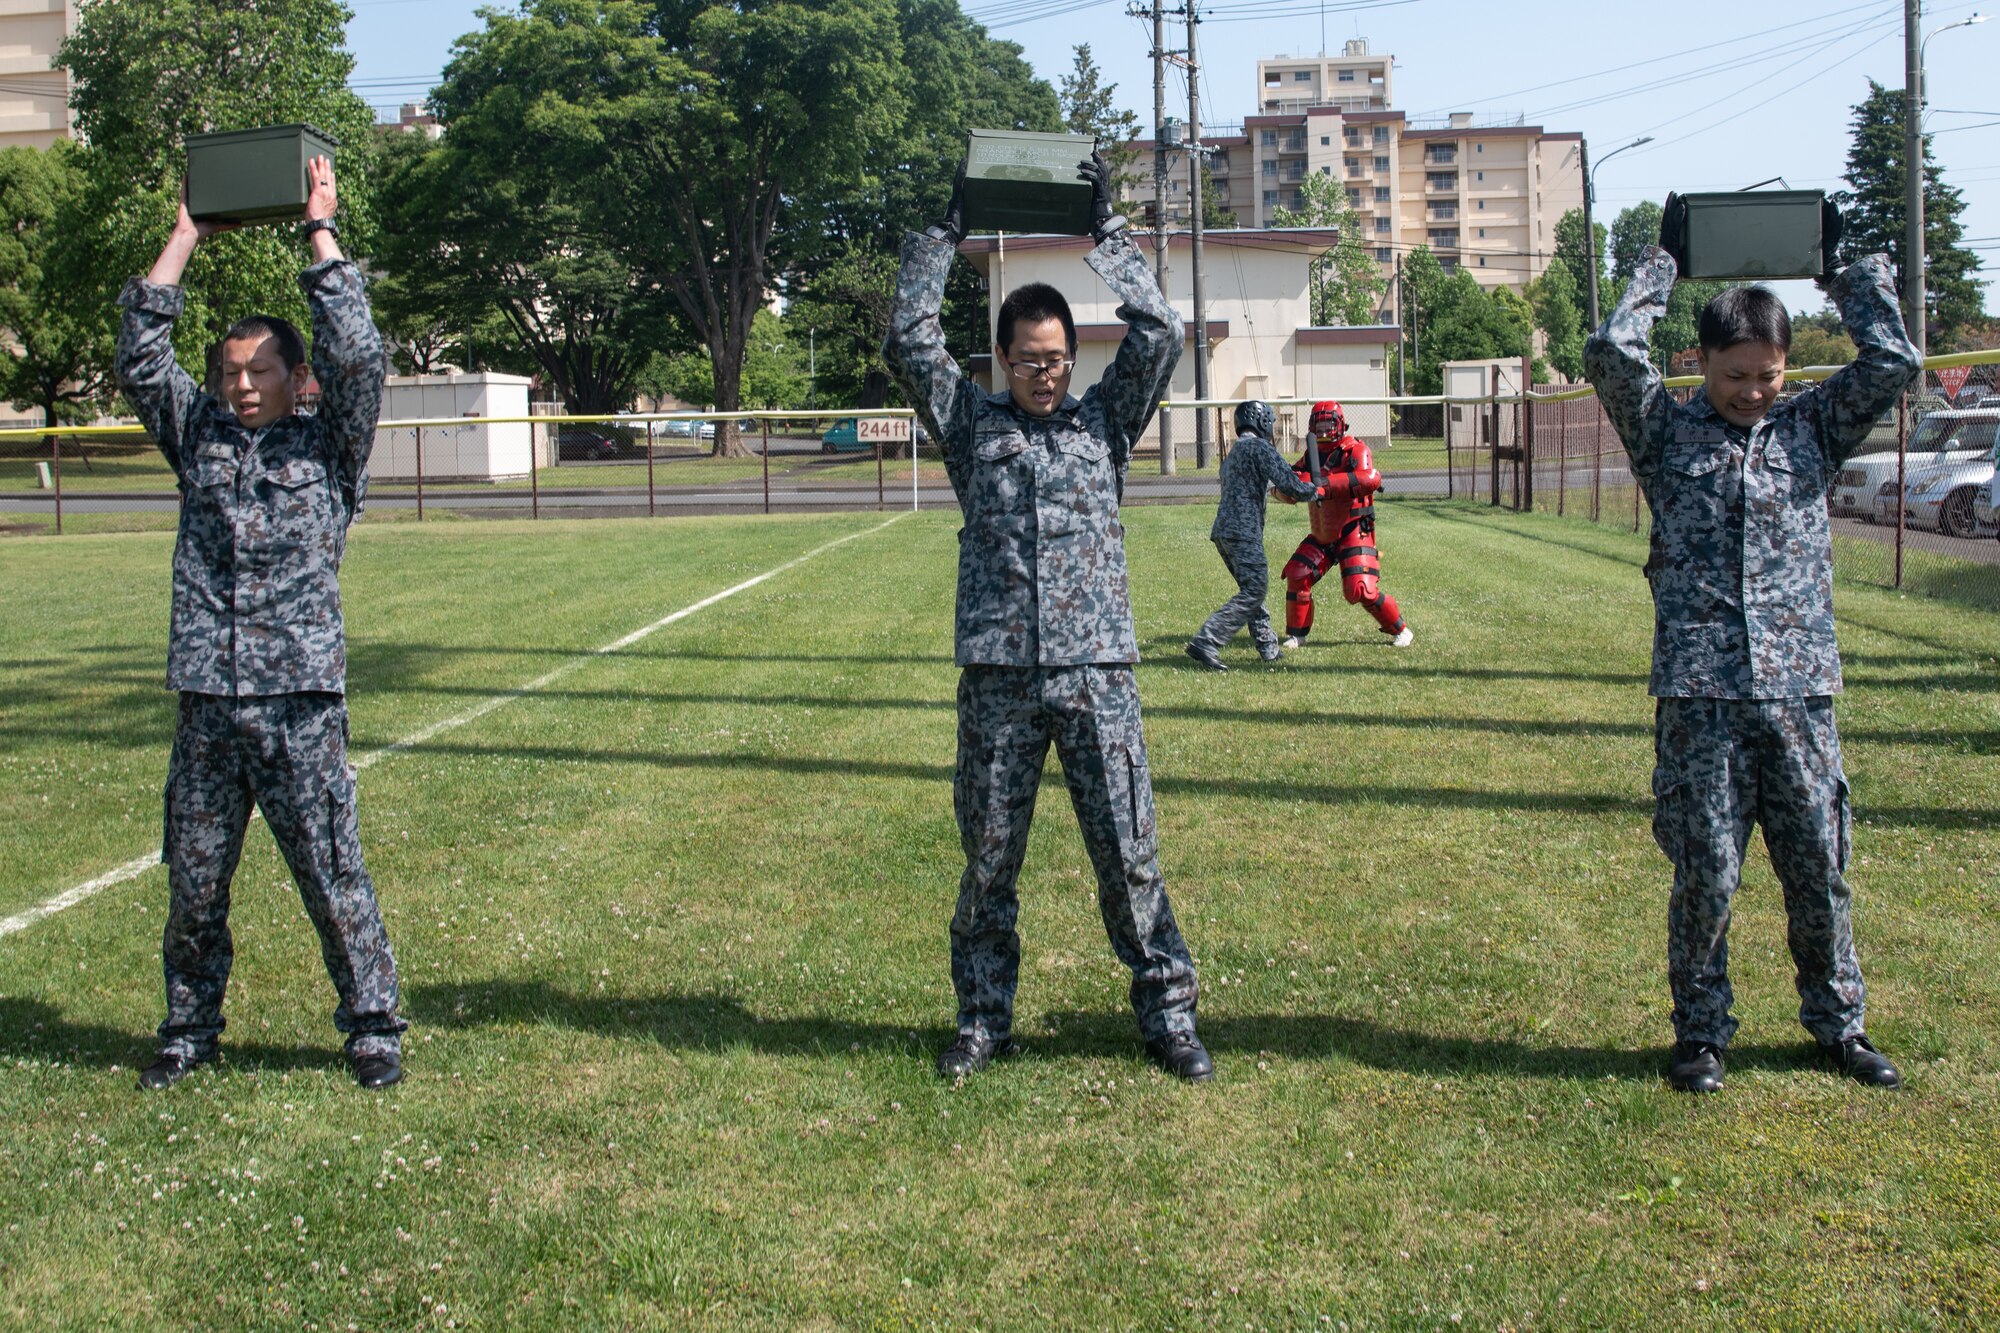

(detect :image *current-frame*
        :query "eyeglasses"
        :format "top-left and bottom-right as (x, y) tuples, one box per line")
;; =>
(1006, 358), (1076, 381)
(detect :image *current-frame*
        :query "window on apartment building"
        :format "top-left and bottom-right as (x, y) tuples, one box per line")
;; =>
(1477, 227), (1485, 238)
(1346, 130), (1362, 147)
(1320, 135), (1331, 145)
(1374, 156), (1389, 171)
(1479, 257), (1487, 267)
(1375, 216), (1390, 233)
(1374, 127), (1389, 145)
(1374, 185), (1389, 201)
(1263, 161), (1277, 177)
(1375, 246), (1391, 261)
(1339, 69), (1356, 82)
(1476, 170), (1484, 181)
(1320, 165), (1332, 175)
(1476, 142), (1484, 153)
(1265, 74), (1281, 87)
(1476, 199), (1485, 210)
(1295, 70), (1312, 81)
(1261, 129), (1278, 145)
(1263, 189), (1277, 205)
(1427, 172), (1456, 190)
(1346, 189), (1361, 206)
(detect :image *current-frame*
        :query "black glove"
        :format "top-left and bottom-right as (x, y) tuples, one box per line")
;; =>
(1077, 150), (1126, 243)
(1817, 197), (1845, 290)
(1657, 192), (1689, 274)
(927, 159), (967, 247)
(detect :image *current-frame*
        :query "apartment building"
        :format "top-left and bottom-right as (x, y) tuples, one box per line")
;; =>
(0, 0), (75, 149)
(1126, 39), (1583, 302)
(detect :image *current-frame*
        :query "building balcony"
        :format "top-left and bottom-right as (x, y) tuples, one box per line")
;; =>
(1427, 231), (1460, 250)
(1426, 176), (1459, 192)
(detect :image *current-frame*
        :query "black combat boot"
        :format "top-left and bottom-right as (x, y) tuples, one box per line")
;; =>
(1146, 1031), (1215, 1082)
(1667, 1040), (1725, 1093)
(935, 1034), (1014, 1079)
(1821, 1034), (1901, 1089)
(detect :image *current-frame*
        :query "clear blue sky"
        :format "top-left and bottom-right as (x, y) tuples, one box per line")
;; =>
(345, 0), (1998, 316)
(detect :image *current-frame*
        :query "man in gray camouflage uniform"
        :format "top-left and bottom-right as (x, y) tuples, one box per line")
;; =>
(1583, 196), (1918, 1093)
(117, 157), (406, 1091)
(1186, 400), (1321, 670)
(883, 152), (1210, 1081)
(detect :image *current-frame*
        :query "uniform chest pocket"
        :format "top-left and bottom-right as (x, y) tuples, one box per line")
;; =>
(1664, 431), (1731, 478)
(972, 429), (1029, 463)
(193, 456), (235, 490)
(1053, 435), (1110, 463)
(266, 458), (328, 491)
(1762, 437), (1820, 482)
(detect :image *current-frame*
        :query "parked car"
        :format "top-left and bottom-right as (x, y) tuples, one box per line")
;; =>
(1832, 405), (2000, 523)
(658, 419), (698, 441)
(1971, 474), (1999, 537)
(554, 422), (644, 462)
(821, 418), (864, 452)
(1873, 439), (1999, 538)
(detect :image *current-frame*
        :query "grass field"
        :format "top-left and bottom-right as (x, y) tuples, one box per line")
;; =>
(1, 501), (1996, 1329)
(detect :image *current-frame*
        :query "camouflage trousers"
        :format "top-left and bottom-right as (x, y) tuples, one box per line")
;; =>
(1652, 696), (1865, 1048)
(159, 691), (406, 1061)
(1190, 538), (1282, 655)
(952, 665), (1199, 1043)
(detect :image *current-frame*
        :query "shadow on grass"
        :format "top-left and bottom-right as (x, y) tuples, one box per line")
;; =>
(400, 981), (1829, 1082)
(0, 996), (343, 1074)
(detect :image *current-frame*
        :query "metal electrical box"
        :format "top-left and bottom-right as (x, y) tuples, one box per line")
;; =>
(962, 129), (1098, 235)
(1681, 190), (1826, 281)
(185, 124), (339, 226)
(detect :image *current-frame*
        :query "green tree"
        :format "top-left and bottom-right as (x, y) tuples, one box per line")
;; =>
(1527, 260), (1585, 381)
(1551, 207), (1606, 303)
(372, 96), (667, 415)
(784, 244), (899, 409)
(1271, 173), (1382, 326)
(1198, 158), (1238, 229)
(1060, 44), (1139, 189)
(1609, 200), (1662, 284)
(1833, 79), (1986, 340)
(1788, 309), (1856, 368)
(0, 143), (116, 431)
(1396, 257), (1533, 393)
(648, 310), (806, 409)
(55, 0), (379, 365)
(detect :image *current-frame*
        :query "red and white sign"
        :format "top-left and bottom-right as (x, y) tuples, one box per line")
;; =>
(857, 416), (913, 442)
(1937, 365), (1972, 401)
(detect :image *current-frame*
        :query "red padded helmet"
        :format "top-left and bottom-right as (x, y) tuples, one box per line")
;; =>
(1309, 399), (1346, 439)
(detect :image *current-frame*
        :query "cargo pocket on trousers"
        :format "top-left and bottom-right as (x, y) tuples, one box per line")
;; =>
(1651, 773), (1685, 863)
(1834, 775), (1853, 874)
(326, 769), (362, 880)
(1121, 743), (1158, 849)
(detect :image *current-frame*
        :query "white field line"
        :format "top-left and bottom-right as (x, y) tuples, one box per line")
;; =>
(0, 514), (907, 940)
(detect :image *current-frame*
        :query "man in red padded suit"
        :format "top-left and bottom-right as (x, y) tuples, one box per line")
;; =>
(1280, 399), (1414, 649)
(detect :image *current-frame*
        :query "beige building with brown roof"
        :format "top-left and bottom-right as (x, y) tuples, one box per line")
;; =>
(0, 0), (75, 149)
(1127, 39), (1583, 306)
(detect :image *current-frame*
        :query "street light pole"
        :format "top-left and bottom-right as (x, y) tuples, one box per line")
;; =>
(1582, 135), (1653, 330)
(1908, 8), (1990, 357)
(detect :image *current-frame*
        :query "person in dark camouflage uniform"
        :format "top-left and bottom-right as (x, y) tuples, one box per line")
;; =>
(1583, 197), (1919, 1094)
(117, 157), (406, 1091)
(1185, 401), (1320, 670)
(883, 153), (1210, 1081)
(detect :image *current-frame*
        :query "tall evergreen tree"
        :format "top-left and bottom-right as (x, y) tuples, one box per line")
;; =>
(1059, 44), (1140, 189)
(1832, 78), (1986, 340)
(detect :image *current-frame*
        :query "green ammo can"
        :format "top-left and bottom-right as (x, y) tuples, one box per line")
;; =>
(185, 124), (339, 226)
(961, 129), (1099, 235)
(1680, 190), (1826, 281)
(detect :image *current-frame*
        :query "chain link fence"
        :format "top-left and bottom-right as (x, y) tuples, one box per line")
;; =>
(6, 355), (1997, 612)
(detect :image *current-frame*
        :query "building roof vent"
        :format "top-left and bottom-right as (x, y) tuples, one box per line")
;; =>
(1344, 38), (1369, 55)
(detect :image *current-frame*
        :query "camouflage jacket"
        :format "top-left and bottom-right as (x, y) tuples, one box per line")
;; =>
(116, 260), (386, 697)
(883, 229), (1181, 667)
(1212, 431), (1316, 544)
(1583, 247), (1919, 699)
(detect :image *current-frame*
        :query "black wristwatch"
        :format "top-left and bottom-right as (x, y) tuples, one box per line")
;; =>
(301, 217), (340, 239)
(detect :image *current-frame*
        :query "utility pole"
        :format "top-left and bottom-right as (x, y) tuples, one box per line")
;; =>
(1185, 0), (1210, 468)
(1395, 252), (1406, 396)
(1134, 0), (1175, 473)
(1903, 0), (1926, 357)
(1579, 137), (1599, 330)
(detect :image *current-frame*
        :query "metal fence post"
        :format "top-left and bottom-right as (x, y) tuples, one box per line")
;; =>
(48, 433), (62, 535)
(1894, 391), (1907, 589)
(530, 422), (541, 520)
(761, 417), (770, 516)
(876, 439), (884, 511)
(1591, 401), (1603, 524)
(415, 425), (425, 521)
(1555, 397), (1567, 518)
(646, 419), (656, 517)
